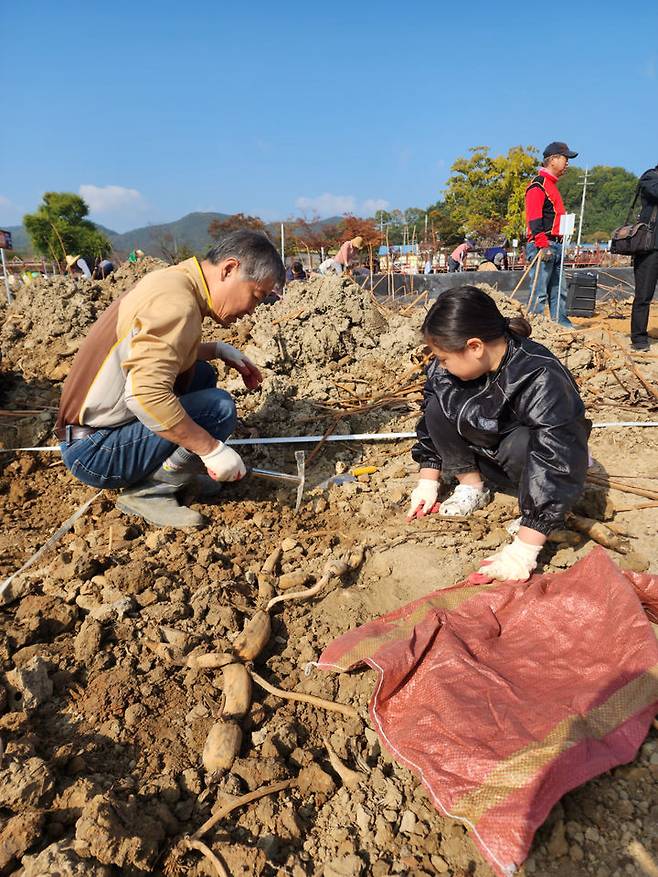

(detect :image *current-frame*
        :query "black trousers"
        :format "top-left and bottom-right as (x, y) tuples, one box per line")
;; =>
(631, 249), (658, 343)
(424, 397), (528, 490)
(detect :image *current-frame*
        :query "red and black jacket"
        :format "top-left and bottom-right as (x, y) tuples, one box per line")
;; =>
(525, 169), (566, 249)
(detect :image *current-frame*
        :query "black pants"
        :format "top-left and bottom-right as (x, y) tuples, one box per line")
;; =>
(424, 397), (528, 489)
(631, 249), (658, 344)
(448, 257), (461, 273)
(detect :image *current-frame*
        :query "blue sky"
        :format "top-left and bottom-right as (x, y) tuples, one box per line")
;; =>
(2, 0), (657, 232)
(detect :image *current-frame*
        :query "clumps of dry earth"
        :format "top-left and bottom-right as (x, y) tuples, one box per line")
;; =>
(0, 265), (657, 876)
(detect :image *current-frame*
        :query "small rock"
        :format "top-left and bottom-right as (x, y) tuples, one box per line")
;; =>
(547, 819), (568, 857)
(0, 811), (44, 870)
(297, 762), (337, 802)
(364, 726), (381, 759)
(0, 755), (55, 809)
(400, 810), (416, 834)
(430, 854), (450, 873)
(618, 550), (650, 573)
(280, 537), (298, 552)
(74, 618), (103, 663)
(74, 793), (164, 870)
(124, 704), (147, 727)
(550, 547), (577, 569)
(22, 840), (112, 876)
(6, 657), (53, 711)
(389, 487), (404, 504)
(355, 804), (370, 832)
(324, 853), (364, 877)
(89, 596), (133, 622)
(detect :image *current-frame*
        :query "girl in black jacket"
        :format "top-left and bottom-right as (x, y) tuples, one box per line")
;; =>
(408, 286), (590, 581)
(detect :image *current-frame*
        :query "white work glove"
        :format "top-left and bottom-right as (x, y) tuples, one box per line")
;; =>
(477, 537), (542, 582)
(200, 442), (246, 482)
(406, 478), (440, 521)
(214, 341), (263, 390)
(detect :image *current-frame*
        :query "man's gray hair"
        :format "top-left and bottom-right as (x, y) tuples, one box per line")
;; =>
(205, 230), (285, 288)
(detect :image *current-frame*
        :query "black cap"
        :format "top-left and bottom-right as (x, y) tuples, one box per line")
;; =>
(543, 141), (578, 159)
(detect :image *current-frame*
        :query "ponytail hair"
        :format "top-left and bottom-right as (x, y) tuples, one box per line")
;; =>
(422, 285), (531, 351)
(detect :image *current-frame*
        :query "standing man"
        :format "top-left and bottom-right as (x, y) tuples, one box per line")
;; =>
(631, 163), (658, 351)
(319, 236), (363, 275)
(525, 141), (578, 328)
(448, 239), (475, 272)
(55, 230), (285, 528)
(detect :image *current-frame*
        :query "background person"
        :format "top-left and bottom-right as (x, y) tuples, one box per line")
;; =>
(319, 236), (364, 275)
(56, 230), (285, 529)
(92, 257), (115, 279)
(285, 259), (307, 282)
(525, 141), (577, 328)
(448, 239), (475, 272)
(630, 163), (658, 351)
(407, 286), (590, 582)
(483, 244), (509, 270)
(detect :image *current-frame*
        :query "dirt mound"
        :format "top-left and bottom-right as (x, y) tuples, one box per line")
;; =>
(210, 275), (424, 441)
(246, 274), (389, 372)
(0, 258), (167, 382)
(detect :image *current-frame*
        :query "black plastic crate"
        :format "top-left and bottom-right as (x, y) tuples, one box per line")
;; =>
(566, 271), (597, 317)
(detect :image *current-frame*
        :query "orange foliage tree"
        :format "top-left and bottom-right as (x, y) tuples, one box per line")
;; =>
(208, 213), (266, 239)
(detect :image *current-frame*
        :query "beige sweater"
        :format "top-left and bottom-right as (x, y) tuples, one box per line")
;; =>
(57, 258), (215, 433)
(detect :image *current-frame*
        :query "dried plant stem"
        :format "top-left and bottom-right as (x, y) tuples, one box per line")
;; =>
(587, 475), (658, 501)
(250, 670), (358, 719)
(181, 839), (230, 877)
(192, 779), (296, 841)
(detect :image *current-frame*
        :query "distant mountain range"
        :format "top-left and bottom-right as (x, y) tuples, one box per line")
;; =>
(4, 211), (343, 259)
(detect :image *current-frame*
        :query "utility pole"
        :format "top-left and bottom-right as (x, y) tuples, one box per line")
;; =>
(576, 167), (589, 252)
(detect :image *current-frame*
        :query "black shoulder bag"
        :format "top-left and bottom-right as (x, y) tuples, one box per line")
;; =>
(610, 184), (658, 255)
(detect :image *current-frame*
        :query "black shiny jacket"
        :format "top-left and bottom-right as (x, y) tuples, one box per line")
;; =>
(411, 334), (591, 534)
(638, 167), (658, 249)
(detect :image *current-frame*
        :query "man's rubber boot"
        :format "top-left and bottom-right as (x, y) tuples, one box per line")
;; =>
(116, 480), (205, 528)
(150, 463), (223, 500)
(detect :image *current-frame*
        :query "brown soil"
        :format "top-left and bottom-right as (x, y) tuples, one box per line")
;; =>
(0, 266), (657, 877)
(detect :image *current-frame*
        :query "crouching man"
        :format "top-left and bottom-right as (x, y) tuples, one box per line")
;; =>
(55, 230), (285, 528)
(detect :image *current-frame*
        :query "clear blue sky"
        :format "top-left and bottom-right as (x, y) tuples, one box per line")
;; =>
(2, 0), (657, 232)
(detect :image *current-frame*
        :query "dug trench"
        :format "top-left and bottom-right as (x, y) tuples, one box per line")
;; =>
(0, 268), (657, 877)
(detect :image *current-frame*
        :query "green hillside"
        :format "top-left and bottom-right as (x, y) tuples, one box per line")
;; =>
(108, 212), (231, 257)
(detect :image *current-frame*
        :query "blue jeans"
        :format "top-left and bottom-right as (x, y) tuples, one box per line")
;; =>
(526, 241), (571, 326)
(60, 362), (236, 489)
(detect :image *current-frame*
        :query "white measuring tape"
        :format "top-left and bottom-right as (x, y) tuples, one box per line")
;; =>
(2, 422), (658, 455)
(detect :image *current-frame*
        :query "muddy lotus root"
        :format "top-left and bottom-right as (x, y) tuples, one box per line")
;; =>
(221, 662), (252, 718)
(202, 721), (243, 773)
(233, 610), (272, 661)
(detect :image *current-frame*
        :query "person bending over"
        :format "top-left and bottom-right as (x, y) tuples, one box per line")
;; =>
(407, 286), (590, 581)
(56, 230), (285, 529)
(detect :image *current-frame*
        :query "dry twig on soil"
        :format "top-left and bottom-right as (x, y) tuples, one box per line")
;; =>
(250, 669), (358, 719)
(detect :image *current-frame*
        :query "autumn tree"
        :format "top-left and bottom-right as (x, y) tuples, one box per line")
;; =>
(338, 215), (381, 247)
(208, 213), (266, 239)
(424, 201), (462, 248)
(24, 192), (112, 265)
(444, 145), (539, 239)
(284, 216), (341, 260)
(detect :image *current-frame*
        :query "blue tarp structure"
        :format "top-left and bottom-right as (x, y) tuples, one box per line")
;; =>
(378, 244), (419, 256)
